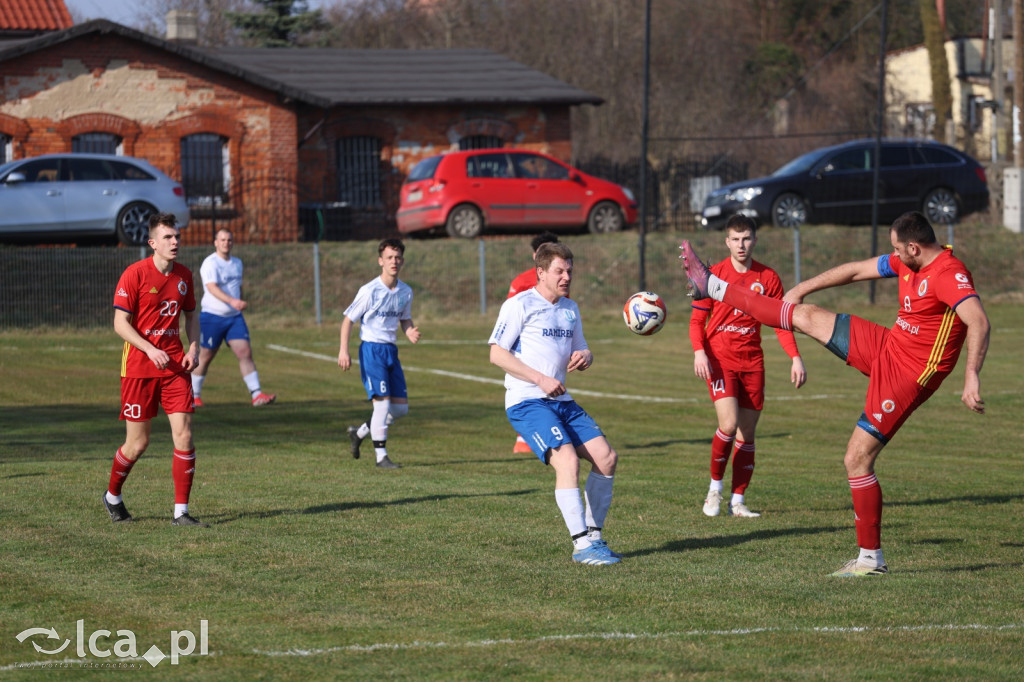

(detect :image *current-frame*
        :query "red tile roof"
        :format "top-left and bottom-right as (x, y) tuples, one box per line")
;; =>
(0, 0), (73, 31)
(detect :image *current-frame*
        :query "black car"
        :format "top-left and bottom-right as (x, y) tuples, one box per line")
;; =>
(700, 139), (990, 229)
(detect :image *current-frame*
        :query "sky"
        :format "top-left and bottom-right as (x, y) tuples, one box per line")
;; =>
(61, 1), (329, 29)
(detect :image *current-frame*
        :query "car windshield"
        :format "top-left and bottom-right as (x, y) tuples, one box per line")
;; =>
(406, 156), (443, 183)
(771, 148), (832, 177)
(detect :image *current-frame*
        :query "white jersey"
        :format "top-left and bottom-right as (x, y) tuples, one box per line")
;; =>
(488, 288), (587, 410)
(199, 253), (243, 317)
(344, 276), (413, 344)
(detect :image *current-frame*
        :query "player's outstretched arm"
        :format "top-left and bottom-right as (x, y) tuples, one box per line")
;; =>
(490, 344), (565, 397)
(338, 316), (354, 370)
(182, 309), (199, 371)
(955, 297), (990, 414)
(402, 318), (420, 344)
(784, 257), (881, 303)
(114, 309), (169, 370)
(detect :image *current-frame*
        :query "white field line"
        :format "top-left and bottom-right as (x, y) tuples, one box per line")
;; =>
(268, 343), (854, 404)
(250, 623), (1023, 658)
(6, 623), (1019, 669)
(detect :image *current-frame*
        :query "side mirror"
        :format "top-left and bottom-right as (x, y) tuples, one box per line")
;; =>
(4, 172), (26, 185)
(570, 171), (583, 184)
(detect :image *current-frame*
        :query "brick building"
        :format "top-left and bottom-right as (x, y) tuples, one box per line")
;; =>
(0, 17), (601, 244)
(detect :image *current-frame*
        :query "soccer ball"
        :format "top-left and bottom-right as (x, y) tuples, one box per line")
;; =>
(623, 291), (667, 335)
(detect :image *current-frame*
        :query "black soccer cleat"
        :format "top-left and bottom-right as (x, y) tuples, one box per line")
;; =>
(171, 513), (209, 527)
(102, 494), (133, 523)
(347, 425), (365, 459)
(376, 455), (401, 469)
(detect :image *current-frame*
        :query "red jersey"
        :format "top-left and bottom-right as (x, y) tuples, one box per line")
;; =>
(507, 267), (537, 299)
(689, 258), (800, 369)
(878, 248), (977, 389)
(113, 258), (196, 378)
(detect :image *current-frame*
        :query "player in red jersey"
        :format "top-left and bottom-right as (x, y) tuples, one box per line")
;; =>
(507, 231), (560, 454)
(689, 215), (806, 519)
(680, 211), (990, 576)
(103, 213), (208, 527)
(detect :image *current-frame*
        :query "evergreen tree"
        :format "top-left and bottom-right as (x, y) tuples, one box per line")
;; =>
(226, 0), (326, 47)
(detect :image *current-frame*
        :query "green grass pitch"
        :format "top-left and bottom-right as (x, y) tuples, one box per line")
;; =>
(1, 305), (1022, 678)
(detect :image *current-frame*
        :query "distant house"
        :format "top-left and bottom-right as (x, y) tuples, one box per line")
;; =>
(0, 17), (601, 243)
(886, 36), (1010, 162)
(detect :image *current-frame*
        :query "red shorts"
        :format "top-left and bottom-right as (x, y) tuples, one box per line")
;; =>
(704, 359), (764, 411)
(843, 315), (936, 442)
(120, 373), (194, 421)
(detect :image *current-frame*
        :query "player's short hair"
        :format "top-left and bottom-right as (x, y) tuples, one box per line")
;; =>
(534, 242), (573, 272)
(148, 213), (178, 238)
(530, 231), (559, 252)
(725, 214), (757, 236)
(891, 211), (937, 246)
(215, 228), (233, 239)
(378, 238), (405, 256)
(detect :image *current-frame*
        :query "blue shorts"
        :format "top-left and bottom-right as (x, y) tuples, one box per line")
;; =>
(199, 312), (250, 349)
(359, 342), (407, 400)
(506, 398), (604, 464)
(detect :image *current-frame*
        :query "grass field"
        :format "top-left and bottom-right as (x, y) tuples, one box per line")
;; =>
(2, 302), (1023, 679)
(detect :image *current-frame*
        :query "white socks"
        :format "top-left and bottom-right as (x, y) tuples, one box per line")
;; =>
(243, 371), (261, 397)
(555, 488), (589, 549)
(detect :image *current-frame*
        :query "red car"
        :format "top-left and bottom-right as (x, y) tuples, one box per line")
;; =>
(397, 149), (638, 238)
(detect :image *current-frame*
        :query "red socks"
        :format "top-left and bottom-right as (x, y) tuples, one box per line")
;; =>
(731, 441), (755, 494)
(710, 429), (733, 481)
(848, 473), (882, 550)
(173, 448), (196, 505)
(107, 448), (136, 496)
(722, 285), (794, 331)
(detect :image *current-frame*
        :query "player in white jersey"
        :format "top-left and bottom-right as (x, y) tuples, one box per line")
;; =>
(191, 229), (275, 407)
(489, 242), (622, 565)
(339, 238), (420, 469)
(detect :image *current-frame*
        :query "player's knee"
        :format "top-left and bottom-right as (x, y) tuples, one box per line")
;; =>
(388, 402), (409, 421)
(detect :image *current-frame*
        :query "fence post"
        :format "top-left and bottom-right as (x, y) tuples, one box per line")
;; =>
(792, 225), (801, 285)
(313, 241), (322, 325)
(478, 238), (487, 315)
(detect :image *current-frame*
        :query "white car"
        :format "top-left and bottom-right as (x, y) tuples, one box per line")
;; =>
(0, 153), (190, 245)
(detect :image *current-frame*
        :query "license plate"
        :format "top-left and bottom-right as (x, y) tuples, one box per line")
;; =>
(703, 205), (722, 218)
(407, 190), (423, 203)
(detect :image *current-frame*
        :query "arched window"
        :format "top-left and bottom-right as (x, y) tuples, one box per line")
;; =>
(337, 136), (382, 207)
(72, 133), (123, 155)
(459, 135), (503, 151)
(181, 133), (230, 208)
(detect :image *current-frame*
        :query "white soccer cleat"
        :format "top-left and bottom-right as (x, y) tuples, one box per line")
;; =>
(728, 502), (761, 518)
(702, 490), (722, 517)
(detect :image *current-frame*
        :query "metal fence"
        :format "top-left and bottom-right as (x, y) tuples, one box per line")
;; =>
(0, 235), (696, 330)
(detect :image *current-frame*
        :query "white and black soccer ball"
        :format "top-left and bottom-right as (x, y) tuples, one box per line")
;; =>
(623, 291), (667, 336)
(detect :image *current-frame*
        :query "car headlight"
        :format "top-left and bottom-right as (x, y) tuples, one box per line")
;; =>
(727, 186), (763, 202)
(621, 186), (635, 201)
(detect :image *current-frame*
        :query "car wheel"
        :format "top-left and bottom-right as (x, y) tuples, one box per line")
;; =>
(116, 202), (157, 246)
(923, 188), (959, 224)
(587, 201), (624, 233)
(445, 204), (483, 238)
(771, 193), (809, 228)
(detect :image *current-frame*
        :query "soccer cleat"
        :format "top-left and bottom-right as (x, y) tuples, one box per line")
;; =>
(830, 558), (889, 577)
(728, 502), (761, 518)
(376, 455), (401, 469)
(572, 544), (621, 566)
(102, 494), (133, 523)
(172, 513), (209, 527)
(252, 392), (276, 406)
(347, 425), (364, 459)
(679, 240), (712, 300)
(702, 489), (722, 517)
(192, 397), (204, 408)
(513, 437), (532, 454)
(589, 539), (622, 559)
